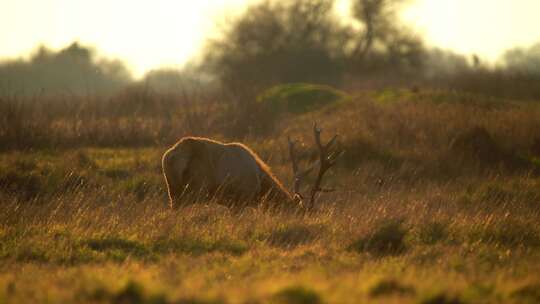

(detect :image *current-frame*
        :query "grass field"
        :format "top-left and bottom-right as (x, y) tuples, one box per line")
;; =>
(1, 88), (540, 303)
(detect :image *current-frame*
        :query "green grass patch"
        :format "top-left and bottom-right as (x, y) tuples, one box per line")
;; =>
(257, 83), (348, 114)
(83, 237), (153, 262)
(14, 247), (49, 263)
(0, 148), (163, 200)
(151, 237), (248, 256)
(119, 175), (163, 201)
(372, 88), (412, 104)
(266, 224), (322, 249)
(79, 236), (248, 262)
(0, 233), (248, 265)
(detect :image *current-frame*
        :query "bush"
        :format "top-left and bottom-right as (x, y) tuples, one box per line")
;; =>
(0, 170), (43, 200)
(416, 221), (448, 245)
(419, 292), (463, 304)
(449, 127), (529, 171)
(271, 285), (322, 304)
(203, 0), (349, 89)
(349, 218), (408, 256)
(449, 127), (504, 164)
(368, 278), (415, 297)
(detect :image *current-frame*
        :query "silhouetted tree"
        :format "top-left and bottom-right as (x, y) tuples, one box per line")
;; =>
(143, 66), (213, 93)
(503, 42), (540, 75)
(203, 0), (350, 90)
(0, 42), (132, 96)
(203, 0), (424, 91)
(349, 0), (424, 72)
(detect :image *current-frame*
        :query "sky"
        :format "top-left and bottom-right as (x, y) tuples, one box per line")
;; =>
(1, 0), (540, 78)
(403, 0), (540, 61)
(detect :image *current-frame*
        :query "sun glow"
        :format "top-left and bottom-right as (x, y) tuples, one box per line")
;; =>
(2, 0), (540, 77)
(403, 0), (540, 62)
(0, 0), (249, 77)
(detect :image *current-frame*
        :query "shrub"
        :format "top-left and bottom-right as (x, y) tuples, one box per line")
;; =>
(271, 285), (322, 304)
(417, 221), (448, 245)
(449, 127), (529, 171)
(0, 170), (43, 200)
(368, 278), (415, 297)
(449, 127), (504, 164)
(420, 292), (463, 304)
(349, 219), (408, 256)
(114, 281), (147, 304)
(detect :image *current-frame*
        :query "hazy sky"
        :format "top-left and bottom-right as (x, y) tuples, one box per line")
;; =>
(1, 0), (540, 77)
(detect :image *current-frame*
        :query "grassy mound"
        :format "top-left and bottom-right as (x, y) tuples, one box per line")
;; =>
(449, 126), (530, 170)
(449, 127), (503, 163)
(257, 83), (348, 114)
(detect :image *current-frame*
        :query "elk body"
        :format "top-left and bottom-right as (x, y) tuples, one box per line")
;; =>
(162, 137), (293, 208)
(162, 124), (341, 210)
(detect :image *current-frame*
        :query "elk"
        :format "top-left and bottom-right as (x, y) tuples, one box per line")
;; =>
(161, 123), (341, 211)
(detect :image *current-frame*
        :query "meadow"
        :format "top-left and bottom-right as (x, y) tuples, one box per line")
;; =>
(1, 86), (540, 303)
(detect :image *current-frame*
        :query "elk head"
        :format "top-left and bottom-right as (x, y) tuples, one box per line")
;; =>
(288, 123), (342, 211)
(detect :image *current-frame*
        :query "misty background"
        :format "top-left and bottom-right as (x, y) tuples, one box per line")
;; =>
(1, 0), (540, 100)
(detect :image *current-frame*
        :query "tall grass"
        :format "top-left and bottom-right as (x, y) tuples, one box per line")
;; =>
(1, 86), (540, 303)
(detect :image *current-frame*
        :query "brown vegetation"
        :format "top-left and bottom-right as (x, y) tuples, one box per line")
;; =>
(1, 86), (540, 303)
(1, 1), (540, 302)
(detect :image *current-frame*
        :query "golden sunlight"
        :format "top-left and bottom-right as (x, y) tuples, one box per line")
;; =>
(403, 0), (540, 61)
(0, 0), (249, 77)
(2, 0), (540, 77)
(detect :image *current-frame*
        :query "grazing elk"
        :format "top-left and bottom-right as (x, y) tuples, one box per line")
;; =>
(162, 123), (341, 210)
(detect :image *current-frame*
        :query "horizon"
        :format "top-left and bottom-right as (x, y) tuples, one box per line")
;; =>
(2, 0), (540, 78)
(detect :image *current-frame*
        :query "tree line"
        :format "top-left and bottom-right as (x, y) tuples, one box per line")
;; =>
(1, 0), (540, 99)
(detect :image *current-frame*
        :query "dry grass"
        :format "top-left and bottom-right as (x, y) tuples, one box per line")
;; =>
(1, 172), (539, 303)
(1, 87), (540, 303)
